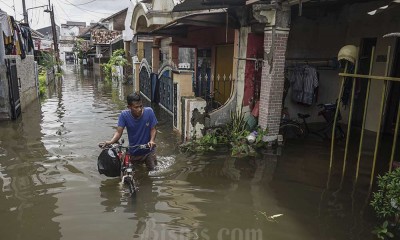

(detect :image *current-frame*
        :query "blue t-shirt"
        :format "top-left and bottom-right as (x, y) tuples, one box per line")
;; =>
(118, 107), (158, 156)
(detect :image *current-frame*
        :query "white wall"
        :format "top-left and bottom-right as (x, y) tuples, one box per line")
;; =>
(60, 26), (79, 39)
(152, 0), (176, 11)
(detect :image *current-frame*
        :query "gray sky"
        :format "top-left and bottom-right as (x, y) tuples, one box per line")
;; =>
(0, 0), (132, 30)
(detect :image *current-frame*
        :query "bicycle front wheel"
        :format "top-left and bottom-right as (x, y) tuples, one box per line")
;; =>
(279, 122), (305, 142)
(124, 177), (137, 196)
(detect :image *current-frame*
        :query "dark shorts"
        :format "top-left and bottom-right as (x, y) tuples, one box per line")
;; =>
(130, 151), (157, 171)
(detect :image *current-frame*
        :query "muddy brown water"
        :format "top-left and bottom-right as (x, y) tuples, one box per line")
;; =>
(0, 66), (379, 240)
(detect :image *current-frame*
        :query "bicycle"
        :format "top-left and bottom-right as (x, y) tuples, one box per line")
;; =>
(99, 140), (149, 196)
(279, 103), (346, 143)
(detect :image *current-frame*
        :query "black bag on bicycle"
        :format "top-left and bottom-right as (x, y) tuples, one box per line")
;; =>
(97, 148), (121, 177)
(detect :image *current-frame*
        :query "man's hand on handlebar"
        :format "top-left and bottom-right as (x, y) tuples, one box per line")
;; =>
(148, 141), (156, 150)
(98, 141), (112, 148)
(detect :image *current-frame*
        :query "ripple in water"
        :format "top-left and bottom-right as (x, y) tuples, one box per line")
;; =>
(148, 155), (176, 177)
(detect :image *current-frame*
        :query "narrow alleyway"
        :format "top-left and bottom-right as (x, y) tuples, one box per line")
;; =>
(0, 65), (378, 240)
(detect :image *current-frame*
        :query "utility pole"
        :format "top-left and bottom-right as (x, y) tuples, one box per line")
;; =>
(46, 0), (60, 71)
(22, 0), (28, 24)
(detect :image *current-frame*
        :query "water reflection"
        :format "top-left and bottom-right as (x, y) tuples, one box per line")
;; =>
(0, 100), (62, 240)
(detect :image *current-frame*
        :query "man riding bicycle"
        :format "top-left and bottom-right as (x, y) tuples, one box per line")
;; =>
(100, 92), (158, 171)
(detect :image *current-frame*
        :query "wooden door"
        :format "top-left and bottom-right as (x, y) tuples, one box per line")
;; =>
(214, 45), (234, 104)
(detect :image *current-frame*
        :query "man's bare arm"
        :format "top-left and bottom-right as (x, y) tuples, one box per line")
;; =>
(100, 127), (124, 146)
(148, 127), (157, 149)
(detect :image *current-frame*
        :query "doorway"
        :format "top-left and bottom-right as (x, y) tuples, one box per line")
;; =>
(384, 38), (400, 134)
(352, 38), (377, 127)
(214, 44), (234, 104)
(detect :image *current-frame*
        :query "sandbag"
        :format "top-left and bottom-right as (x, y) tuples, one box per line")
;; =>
(97, 148), (121, 177)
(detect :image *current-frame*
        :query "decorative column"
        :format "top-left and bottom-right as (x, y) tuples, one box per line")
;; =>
(170, 42), (179, 65)
(259, 27), (289, 139)
(132, 57), (140, 92)
(152, 38), (160, 73)
(254, 2), (291, 140)
(137, 41), (144, 61)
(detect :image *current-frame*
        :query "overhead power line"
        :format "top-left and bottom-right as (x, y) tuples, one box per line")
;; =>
(53, 0), (71, 20)
(62, 0), (97, 6)
(59, 0), (112, 15)
(0, 0), (13, 9)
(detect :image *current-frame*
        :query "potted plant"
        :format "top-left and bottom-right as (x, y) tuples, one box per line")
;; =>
(370, 168), (400, 239)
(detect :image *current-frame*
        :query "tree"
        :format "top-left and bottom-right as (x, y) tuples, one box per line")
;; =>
(73, 38), (90, 62)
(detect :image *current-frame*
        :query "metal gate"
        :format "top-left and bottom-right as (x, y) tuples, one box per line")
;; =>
(329, 45), (400, 190)
(159, 70), (173, 113)
(173, 83), (178, 128)
(139, 60), (151, 100)
(5, 59), (21, 120)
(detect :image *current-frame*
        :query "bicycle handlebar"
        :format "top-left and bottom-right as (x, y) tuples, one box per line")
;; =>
(99, 143), (150, 150)
(317, 103), (337, 109)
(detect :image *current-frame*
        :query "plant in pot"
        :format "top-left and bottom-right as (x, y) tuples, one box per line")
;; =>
(370, 168), (400, 239)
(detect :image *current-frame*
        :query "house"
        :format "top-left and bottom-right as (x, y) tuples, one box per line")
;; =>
(0, 9), (40, 120)
(59, 21), (87, 64)
(126, 0), (244, 139)
(123, 0), (400, 184)
(36, 25), (60, 41)
(78, 8), (128, 74)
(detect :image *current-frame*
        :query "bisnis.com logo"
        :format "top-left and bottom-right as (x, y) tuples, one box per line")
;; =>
(137, 219), (263, 240)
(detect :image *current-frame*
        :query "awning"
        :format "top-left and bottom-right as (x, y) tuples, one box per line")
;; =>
(150, 11), (240, 37)
(173, 0), (246, 12)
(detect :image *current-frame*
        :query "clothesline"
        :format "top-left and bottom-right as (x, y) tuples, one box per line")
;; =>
(285, 58), (339, 70)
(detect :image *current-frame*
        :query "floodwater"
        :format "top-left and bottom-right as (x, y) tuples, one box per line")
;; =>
(0, 65), (379, 240)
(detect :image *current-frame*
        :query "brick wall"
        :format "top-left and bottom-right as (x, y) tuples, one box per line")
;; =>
(259, 27), (289, 138)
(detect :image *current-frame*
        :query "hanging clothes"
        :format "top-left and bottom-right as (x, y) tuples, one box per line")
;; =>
(0, 9), (12, 37)
(288, 65), (319, 106)
(4, 15), (14, 55)
(3, 15), (14, 47)
(3, 16), (27, 59)
(302, 66), (319, 105)
(15, 24), (26, 59)
(289, 66), (304, 103)
(20, 24), (34, 54)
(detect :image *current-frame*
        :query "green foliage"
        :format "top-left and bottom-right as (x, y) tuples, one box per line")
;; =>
(371, 168), (400, 219)
(38, 70), (47, 97)
(372, 221), (395, 239)
(180, 109), (269, 157)
(371, 168), (400, 239)
(38, 51), (62, 77)
(39, 52), (57, 70)
(227, 110), (269, 157)
(227, 109), (251, 157)
(73, 38), (90, 60)
(179, 128), (227, 154)
(101, 49), (129, 81)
